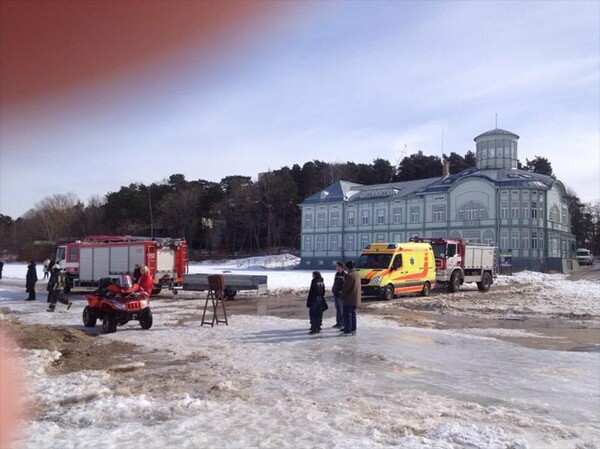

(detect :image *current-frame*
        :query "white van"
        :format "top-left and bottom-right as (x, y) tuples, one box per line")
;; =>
(576, 248), (594, 265)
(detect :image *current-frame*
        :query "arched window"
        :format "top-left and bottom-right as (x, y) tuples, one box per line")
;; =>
(483, 230), (495, 245)
(549, 205), (560, 222)
(456, 201), (489, 221)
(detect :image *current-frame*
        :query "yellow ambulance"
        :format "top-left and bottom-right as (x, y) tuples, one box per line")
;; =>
(356, 242), (436, 300)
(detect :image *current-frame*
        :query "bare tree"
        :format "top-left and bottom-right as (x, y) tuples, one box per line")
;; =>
(32, 193), (81, 241)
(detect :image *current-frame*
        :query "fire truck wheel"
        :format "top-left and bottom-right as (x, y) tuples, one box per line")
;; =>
(82, 306), (97, 327)
(421, 281), (431, 297)
(383, 285), (394, 301)
(102, 313), (117, 334)
(477, 272), (492, 292)
(448, 271), (461, 293)
(139, 309), (153, 330)
(151, 287), (162, 296)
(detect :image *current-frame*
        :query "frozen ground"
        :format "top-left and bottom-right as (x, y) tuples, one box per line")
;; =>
(1, 257), (599, 449)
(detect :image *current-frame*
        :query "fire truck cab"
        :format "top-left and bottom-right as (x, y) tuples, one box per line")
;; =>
(56, 235), (187, 294)
(410, 237), (496, 293)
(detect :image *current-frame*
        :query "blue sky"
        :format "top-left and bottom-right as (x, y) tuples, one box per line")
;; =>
(1, 0), (599, 219)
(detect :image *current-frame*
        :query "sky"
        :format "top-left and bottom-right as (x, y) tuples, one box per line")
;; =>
(1, 0), (599, 219)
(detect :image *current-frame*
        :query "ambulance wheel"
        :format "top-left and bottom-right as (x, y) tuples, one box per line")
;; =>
(102, 313), (117, 334)
(477, 272), (492, 292)
(82, 306), (97, 327)
(421, 282), (431, 297)
(448, 271), (461, 293)
(139, 309), (153, 330)
(383, 285), (394, 301)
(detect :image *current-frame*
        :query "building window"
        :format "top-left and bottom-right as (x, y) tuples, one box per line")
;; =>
(463, 230), (480, 243)
(521, 230), (530, 249)
(531, 231), (538, 249)
(360, 234), (370, 249)
(511, 201), (519, 219)
(410, 206), (420, 223)
(345, 235), (355, 251)
(539, 231), (544, 249)
(392, 207), (402, 224)
(304, 213), (313, 228)
(361, 210), (370, 226)
(376, 209), (386, 225)
(316, 235), (325, 251)
(317, 212), (326, 228)
(375, 233), (385, 242)
(391, 232), (403, 242)
(511, 230), (520, 249)
(501, 201), (509, 219)
(432, 204), (446, 222)
(531, 202), (537, 219)
(501, 230), (509, 249)
(330, 235), (339, 251)
(303, 236), (312, 251)
(550, 205), (560, 222)
(561, 205), (568, 224)
(500, 190), (509, 197)
(457, 202), (489, 221)
(330, 211), (339, 227)
(347, 210), (355, 226)
(483, 230), (494, 245)
(522, 201), (529, 219)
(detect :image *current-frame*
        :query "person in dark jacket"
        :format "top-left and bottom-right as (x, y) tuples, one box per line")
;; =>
(25, 260), (38, 301)
(306, 271), (325, 334)
(340, 261), (361, 335)
(0, 260), (4, 279)
(331, 261), (345, 329)
(47, 265), (72, 312)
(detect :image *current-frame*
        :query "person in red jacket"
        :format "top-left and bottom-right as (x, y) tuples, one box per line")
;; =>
(138, 265), (154, 298)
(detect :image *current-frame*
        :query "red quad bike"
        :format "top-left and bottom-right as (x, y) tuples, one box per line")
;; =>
(83, 275), (153, 334)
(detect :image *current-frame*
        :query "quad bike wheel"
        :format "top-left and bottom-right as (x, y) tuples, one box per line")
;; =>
(82, 306), (97, 327)
(102, 312), (117, 334)
(139, 309), (153, 330)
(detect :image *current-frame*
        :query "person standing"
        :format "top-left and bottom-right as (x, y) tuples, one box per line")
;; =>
(306, 271), (325, 335)
(47, 265), (72, 312)
(0, 260), (4, 279)
(331, 261), (345, 329)
(340, 260), (361, 336)
(132, 264), (142, 284)
(25, 260), (38, 301)
(42, 258), (51, 279)
(137, 265), (154, 298)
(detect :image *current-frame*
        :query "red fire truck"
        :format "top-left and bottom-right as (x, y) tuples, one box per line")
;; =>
(410, 237), (497, 292)
(56, 236), (188, 294)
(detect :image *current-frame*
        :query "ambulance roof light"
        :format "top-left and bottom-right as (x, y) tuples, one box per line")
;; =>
(387, 244), (397, 249)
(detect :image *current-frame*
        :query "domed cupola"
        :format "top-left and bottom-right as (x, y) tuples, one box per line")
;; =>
(474, 128), (519, 170)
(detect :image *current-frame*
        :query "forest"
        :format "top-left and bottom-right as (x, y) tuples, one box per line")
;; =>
(1, 151), (598, 260)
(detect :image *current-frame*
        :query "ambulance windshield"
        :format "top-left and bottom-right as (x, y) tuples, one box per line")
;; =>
(356, 254), (392, 269)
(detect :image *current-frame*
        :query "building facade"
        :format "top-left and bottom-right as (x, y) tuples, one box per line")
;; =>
(299, 128), (577, 272)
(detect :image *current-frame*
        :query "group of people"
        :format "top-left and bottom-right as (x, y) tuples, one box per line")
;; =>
(26, 259), (72, 311)
(306, 260), (361, 336)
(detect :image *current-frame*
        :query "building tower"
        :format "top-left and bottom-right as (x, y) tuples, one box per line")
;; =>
(474, 128), (519, 170)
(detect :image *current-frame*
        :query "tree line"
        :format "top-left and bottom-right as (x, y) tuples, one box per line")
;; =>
(0, 152), (598, 260)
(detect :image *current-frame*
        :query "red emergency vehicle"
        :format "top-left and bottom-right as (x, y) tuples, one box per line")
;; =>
(56, 235), (187, 294)
(410, 237), (496, 292)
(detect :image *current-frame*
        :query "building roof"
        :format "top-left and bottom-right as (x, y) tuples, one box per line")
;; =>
(474, 128), (520, 141)
(302, 180), (362, 204)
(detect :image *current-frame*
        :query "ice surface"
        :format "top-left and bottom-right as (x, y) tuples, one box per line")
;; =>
(1, 258), (599, 449)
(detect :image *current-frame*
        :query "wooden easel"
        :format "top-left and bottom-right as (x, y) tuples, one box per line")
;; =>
(201, 274), (228, 327)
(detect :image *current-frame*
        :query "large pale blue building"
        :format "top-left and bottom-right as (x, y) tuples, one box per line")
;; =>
(299, 128), (577, 272)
